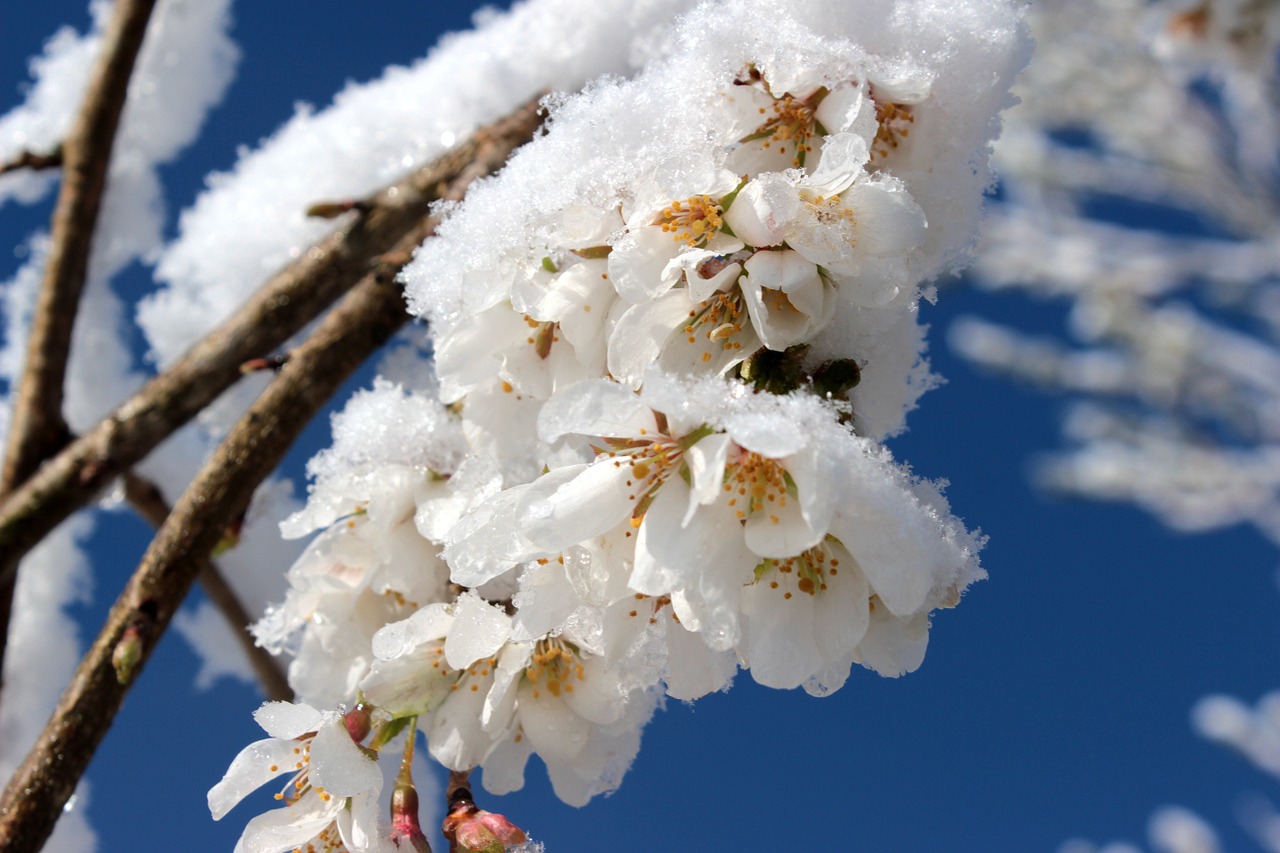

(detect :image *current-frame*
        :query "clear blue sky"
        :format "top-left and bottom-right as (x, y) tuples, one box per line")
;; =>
(4, 3), (1279, 851)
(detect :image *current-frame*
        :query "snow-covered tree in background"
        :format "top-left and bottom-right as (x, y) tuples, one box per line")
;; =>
(958, 1), (1280, 851)
(1, 0), (1276, 851)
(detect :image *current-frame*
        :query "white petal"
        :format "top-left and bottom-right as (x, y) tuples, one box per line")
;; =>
(632, 480), (713, 594)
(309, 718), (382, 798)
(803, 661), (853, 697)
(434, 306), (529, 402)
(253, 701), (324, 739)
(517, 681), (590, 763)
(359, 650), (454, 717)
(480, 735), (533, 795)
(673, 250), (743, 303)
(511, 561), (580, 642)
(843, 178), (927, 257)
(482, 643), (532, 734)
(805, 132), (869, 195)
(208, 738), (300, 820)
(748, 249), (825, 313)
(855, 608), (930, 676)
(608, 226), (681, 304)
(427, 686), (492, 770)
(602, 596), (659, 670)
(743, 494), (822, 559)
(235, 792), (341, 853)
(663, 619), (737, 701)
(443, 484), (535, 587)
(814, 548), (871, 663)
(722, 179), (788, 248)
(444, 592), (512, 670)
(337, 790), (386, 853)
(788, 447), (837, 544)
(684, 433), (731, 524)
(724, 413), (806, 458)
(371, 603), (452, 660)
(562, 659), (627, 725)
(522, 460), (637, 552)
(567, 536), (632, 606)
(548, 262), (613, 351)
(740, 585), (823, 690)
(537, 380), (654, 443)
(814, 83), (876, 140)
(741, 289), (810, 352)
(829, 505), (934, 617)
(606, 292), (695, 388)
(543, 719), (643, 807)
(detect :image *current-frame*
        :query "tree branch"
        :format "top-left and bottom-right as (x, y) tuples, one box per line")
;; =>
(0, 147), (64, 176)
(0, 101), (542, 853)
(0, 96), (545, 610)
(1, 0), (157, 494)
(120, 472), (292, 703)
(0, 0), (158, 701)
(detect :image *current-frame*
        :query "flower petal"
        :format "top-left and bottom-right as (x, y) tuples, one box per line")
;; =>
(444, 592), (512, 670)
(517, 682), (590, 763)
(537, 380), (655, 443)
(607, 292), (696, 388)
(235, 791), (341, 853)
(309, 718), (382, 799)
(855, 608), (930, 676)
(522, 460), (637, 552)
(743, 493), (822, 558)
(253, 701), (324, 740)
(208, 738), (301, 820)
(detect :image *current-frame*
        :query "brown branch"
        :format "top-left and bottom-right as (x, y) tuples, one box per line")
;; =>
(1, 0), (157, 494)
(0, 147), (64, 176)
(120, 472), (292, 702)
(0, 101), (543, 853)
(0, 95), (546, 614)
(0, 0), (158, 701)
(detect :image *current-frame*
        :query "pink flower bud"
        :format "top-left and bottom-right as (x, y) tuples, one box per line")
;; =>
(442, 792), (527, 853)
(390, 782), (431, 853)
(343, 705), (372, 742)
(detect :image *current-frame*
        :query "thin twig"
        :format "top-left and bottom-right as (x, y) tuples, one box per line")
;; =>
(446, 769), (473, 805)
(445, 770), (473, 853)
(0, 102), (542, 853)
(0, 0), (158, 698)
(0, 147), (64, 176)
(120, 472), (291, 702)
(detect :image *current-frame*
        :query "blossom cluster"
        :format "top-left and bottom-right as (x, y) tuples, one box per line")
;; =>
(211, 0), (1025, 848)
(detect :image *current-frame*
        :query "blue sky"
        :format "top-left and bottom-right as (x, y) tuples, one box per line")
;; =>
(4, 2), (1279, 851)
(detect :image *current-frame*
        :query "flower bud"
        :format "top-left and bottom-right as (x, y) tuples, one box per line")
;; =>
(343, 705), (373, 742)
(112, 625), (144, 685)
(390, 781), (431, 853)
(442, 790), (527, 853)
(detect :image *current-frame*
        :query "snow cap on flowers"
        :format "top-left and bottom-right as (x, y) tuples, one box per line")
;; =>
(227, 0), (1026, 826)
